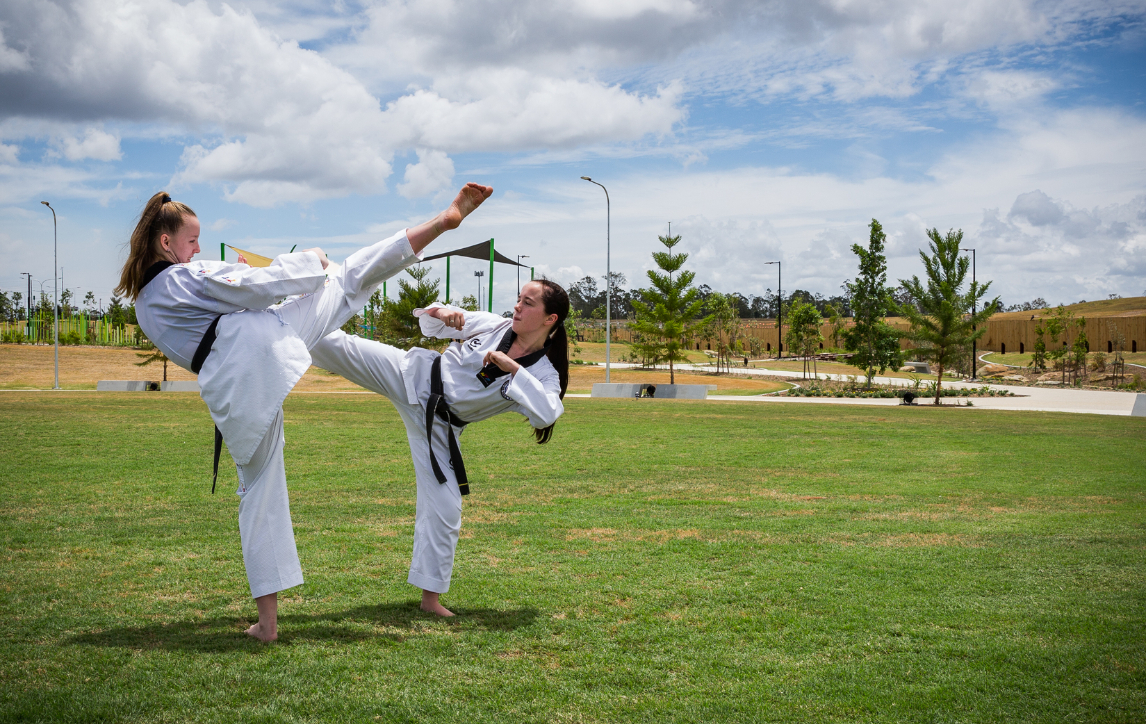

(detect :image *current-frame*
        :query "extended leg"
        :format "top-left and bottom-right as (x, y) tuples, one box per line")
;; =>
(235, 408), (301, 640)
(274, 183), (493, 349)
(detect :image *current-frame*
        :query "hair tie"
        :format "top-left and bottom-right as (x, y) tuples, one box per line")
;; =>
(161, 193), (171, 204)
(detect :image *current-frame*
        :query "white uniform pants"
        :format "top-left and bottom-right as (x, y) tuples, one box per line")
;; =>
(228, 234), (417, 599)
(235, 409), (302, 599)
(310, 331), (464, 594)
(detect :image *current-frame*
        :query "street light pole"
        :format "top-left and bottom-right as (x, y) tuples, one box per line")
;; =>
(516, 255), (529, 295)
(474, 270), (484, 311)
(765, 261), (782, 358)
(41, 201), (60, 390)
(20, 272), (31, 321)
(961, 247), (976, 379)
(581, 177), (611, 382)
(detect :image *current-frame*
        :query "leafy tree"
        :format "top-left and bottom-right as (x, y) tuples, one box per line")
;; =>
(842, 219), (904, 386)
(380, 264), (443, 350)
(784, 300), (823, 379)
(459, 294), (479, 312)
(12, 291), (24, 321)
(567, 276), (598, 316)
(898, 228), (1000, 404)
(1043, 306), (1071, 382)
(1031, 321), (1049, 371)
(564, 308), (583, 361)
(823, 303), (847, 350)
(1070, 317), (1088, 384)
(704, 292), (742, 374)
(630, 233), (709, 384)
(83, 291), (97, 315)
(0, 291), (13, 323)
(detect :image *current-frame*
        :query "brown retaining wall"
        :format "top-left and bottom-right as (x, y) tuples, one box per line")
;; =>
(577, 312), (1145, 356)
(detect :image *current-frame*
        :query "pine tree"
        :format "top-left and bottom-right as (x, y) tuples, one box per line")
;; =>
(630, 233), (708, 384)
(843, 219), (904, 386)
(381, 264), (444, 350)
(898, 228), (1000, 404)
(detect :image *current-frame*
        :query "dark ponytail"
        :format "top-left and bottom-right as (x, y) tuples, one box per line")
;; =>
(115, 191), (196, 301)
(533, 278), (569, 444)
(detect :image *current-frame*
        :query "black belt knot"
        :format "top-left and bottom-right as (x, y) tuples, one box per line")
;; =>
(426, 355), (471, 495)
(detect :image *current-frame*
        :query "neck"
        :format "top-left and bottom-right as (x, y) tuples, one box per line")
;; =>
(512, 326), (551, 356)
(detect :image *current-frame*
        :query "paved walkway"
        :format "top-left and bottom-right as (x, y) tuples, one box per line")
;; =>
(576, 362), (1146, 417)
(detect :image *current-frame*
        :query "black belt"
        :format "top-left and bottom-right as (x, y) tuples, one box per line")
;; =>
(426, 355), (471, 495)
(191, 315), (223, 494)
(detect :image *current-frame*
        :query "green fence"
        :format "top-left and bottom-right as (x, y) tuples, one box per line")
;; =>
(1, 317), (138, 346)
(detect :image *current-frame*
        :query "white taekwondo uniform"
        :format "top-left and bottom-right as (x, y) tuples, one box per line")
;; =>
(135, 230), (421, 598)
(309, 303), (563, 593)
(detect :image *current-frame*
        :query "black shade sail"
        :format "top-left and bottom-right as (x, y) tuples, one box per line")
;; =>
(423, 239), (527, 266)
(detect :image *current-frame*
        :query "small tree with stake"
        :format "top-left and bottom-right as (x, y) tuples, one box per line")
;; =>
(843, 219), (904, 387)
(898, 228), (1000, 404)
(630, 233), (709, 384)
(785, 300), (823, 379)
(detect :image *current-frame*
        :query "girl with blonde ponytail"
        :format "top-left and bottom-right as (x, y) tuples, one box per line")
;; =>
(122, 184), (493, 640)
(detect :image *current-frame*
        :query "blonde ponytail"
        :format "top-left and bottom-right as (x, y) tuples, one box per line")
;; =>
(115, 192), (196, 301)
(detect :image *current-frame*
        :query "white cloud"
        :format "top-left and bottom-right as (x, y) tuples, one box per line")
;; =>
(50, 128), (123, 162)
(398, 149), (455, 199)
(0, 0), (687, 206)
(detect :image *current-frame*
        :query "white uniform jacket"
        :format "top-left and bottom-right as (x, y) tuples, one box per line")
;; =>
(400, 303), (564, 430)
(136, 231), (418, 465)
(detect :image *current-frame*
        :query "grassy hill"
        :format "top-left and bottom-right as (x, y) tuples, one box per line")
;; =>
(990, 296), (1146, 320)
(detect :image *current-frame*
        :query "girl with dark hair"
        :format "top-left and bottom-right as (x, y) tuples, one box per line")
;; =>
(309, 278), (569, 616)
(119, 184), (492, 641)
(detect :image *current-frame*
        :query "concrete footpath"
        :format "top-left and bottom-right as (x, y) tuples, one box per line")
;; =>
(574, 362), (1146, 417)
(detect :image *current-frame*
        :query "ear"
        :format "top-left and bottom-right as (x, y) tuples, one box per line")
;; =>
(160, 233), (170, 250)
(544, 313), (559, 328)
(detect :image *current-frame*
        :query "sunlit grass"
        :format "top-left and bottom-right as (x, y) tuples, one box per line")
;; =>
(2, 393), (1144, 722)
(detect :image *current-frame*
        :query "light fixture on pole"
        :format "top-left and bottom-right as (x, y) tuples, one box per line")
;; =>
(961, 247), (977, 379)
(764, 261), (782, 358)
(516, 255), (529, 295)
(580, 176), (611, 382)
(474, 270), (484, 311)
(40, 201), (60, 390)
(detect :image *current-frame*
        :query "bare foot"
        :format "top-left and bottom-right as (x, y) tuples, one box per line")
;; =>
(245, 622), (278, 642)
(440, 183), (493, 231)
(420, 590), (455, 617)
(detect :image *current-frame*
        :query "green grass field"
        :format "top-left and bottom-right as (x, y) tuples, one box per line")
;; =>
(2, 393), (1145, 722)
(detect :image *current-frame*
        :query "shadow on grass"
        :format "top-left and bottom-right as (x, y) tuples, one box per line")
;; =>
(64, 601), (539, 652)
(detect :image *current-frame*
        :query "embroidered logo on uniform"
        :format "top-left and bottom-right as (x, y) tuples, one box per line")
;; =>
(466, 337), (482, 350)
(500, 379), (513, 401)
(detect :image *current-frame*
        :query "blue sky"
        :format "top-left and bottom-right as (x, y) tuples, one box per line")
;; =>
(2, 0), (1145, 315)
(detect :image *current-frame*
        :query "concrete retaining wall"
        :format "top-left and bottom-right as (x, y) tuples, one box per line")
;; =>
(97, 380), (200, 392)
(591, 383), (708, 399)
